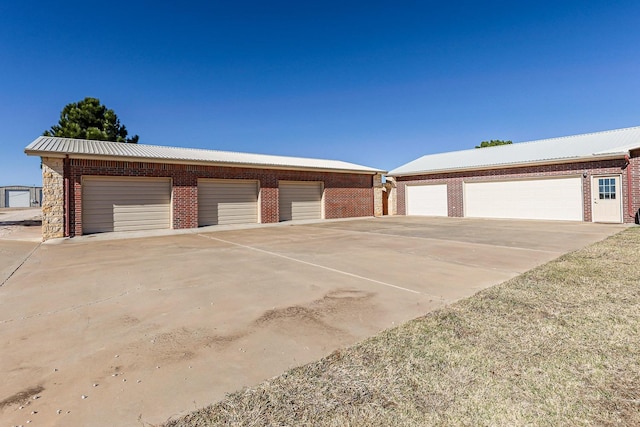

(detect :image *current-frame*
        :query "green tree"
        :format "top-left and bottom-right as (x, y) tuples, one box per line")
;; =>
(475, 139), (512, 148)
(43, 97), (139, 143)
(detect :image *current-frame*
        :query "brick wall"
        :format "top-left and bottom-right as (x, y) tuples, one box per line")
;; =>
(395, 157), (638, 224)
(630, 150), (640, 223)
(65, 159), (374, 237)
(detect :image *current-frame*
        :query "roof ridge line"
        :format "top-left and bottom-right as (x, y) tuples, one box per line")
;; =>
(36, 136), (354, 165)
(414, 125), (640, 159)
(516, 125), (640, 145)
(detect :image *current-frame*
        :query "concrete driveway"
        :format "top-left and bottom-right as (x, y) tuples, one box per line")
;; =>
(0, 216), (627, 426)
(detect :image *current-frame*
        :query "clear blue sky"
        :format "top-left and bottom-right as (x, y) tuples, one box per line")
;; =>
(1, 1), (639, 186)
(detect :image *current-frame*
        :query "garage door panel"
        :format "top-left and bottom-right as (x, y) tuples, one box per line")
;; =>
(6, 190), (31, 207)
(80, 216), (114, 231)
(279, 182), (322, 221)
(464, 178), (583, 221)
(83, 177), (171, 234)
(114, 206), (169, 217)
(112, 218), (169, 231)
(280, 189), (319, 199)
(406, 184), (448, 216)
(83, 189), (169, 198)
(198, 180), (258, 226)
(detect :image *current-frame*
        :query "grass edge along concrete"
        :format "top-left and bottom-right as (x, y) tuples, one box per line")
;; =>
(163, 227), (640, 427)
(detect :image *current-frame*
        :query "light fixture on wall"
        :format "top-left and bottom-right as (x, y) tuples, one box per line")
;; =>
(583, 171), (588, 178)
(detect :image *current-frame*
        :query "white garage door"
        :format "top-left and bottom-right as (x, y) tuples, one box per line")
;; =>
(198, 179), (259, 226)
(464, 177), (583, 221)
(279, 181), (323, 221)
(83, 177), (172, 234)
(406, 184), (448, 216)
(6, 190), (30, 207)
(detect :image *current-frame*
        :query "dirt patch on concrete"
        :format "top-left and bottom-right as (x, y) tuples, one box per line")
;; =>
(256, 289), (374, 328)
(256, 305), (319, 324)
(203, 332), (247, 348)
(0, 385), (44, 410)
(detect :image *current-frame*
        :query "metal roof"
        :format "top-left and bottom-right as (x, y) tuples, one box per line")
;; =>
(389, 126), (640, 177)
(25, 137), (384, 174)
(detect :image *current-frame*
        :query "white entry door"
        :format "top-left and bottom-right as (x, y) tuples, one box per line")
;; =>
(591, 176), (622, 223)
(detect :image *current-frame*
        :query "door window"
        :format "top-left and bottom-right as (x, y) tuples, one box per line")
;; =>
(598, 178), (616, 200)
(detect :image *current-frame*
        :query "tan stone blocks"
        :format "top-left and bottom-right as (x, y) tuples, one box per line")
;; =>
(41, 157), (65, 240)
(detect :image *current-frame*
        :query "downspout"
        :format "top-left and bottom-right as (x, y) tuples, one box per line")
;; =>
(624, 154), (633, 219)
(64, 155), (70, 237)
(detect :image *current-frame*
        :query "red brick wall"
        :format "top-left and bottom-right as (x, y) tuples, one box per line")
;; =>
(630, 150), (640, 223)
(395, 157), (638, 224)
(67, 159), (374, 236)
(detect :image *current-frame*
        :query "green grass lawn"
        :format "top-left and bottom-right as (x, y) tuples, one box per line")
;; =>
(164, 227), (640, 426)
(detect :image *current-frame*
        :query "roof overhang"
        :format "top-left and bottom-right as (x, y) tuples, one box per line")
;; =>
(25, 149), (386, 175)
(388, 152), (628, 178)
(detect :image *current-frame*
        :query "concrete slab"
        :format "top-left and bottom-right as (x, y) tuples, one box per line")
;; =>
(0, 241), (40, 286)
(0, 216), (628, 426)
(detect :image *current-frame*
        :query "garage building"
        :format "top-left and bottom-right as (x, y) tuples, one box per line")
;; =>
(388, 126), (640, 224)
(25, 137), (384, 240)
(0, 186), (42, 208)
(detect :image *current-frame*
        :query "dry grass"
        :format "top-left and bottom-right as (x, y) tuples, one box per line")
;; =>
(164, 228), (640, 426)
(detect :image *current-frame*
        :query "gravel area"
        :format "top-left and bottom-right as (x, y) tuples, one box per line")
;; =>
(0, 208), (42, 240)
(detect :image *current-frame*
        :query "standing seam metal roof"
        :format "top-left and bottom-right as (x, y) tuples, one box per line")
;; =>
(388, 126), (640, 176)
(25, 137), (384, 173)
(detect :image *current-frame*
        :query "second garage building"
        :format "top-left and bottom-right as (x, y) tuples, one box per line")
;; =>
(26, 137), (384, 240)
(388, 126), (640, 224)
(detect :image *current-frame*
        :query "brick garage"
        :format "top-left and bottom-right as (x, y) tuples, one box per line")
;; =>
(25, 137), (384, 240)
(389, 127), (640, 225)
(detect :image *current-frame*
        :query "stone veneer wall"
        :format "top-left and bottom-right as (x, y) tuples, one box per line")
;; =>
(373, 173), (384, 217)
(385, 178), (397, 215)
(41, 157), (65, 240)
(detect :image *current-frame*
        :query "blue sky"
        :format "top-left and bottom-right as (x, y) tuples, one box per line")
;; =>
(1, 1), (639, 186)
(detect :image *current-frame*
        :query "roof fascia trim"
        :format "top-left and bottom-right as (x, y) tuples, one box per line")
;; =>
(26, 150), (385, 175)
(388, 153), (628, 178)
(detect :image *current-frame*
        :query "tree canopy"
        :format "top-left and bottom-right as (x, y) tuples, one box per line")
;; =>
(43, 97), (139, 143)
(475, 139), (512, 148)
